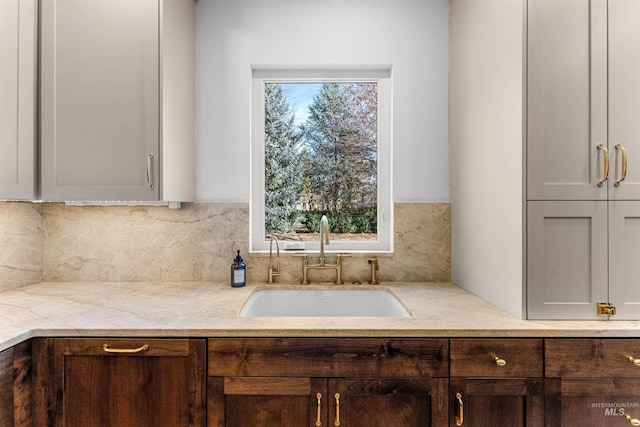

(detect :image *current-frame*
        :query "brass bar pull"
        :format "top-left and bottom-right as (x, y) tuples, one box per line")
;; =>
(597, 144), (609, 187)
(316, 393), (322, 427)
(334, 393), (341, 426)
(494, 356), (507, 366)
(103, 344), (149, 354)
(456, 392), (464, 426)
(615, 144), (628, 187)
(628, 356), (640, 366)
(146, 154), (154, 189)
(622, 413), (640, 426)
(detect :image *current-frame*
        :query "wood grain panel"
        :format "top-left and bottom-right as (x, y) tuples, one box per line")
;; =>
(208, 338), (448, 377)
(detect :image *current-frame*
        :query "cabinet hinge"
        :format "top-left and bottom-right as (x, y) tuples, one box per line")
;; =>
(596, 303), (616, 317)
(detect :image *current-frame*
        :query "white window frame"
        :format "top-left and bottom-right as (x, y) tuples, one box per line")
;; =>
(250, 67), (393, 253)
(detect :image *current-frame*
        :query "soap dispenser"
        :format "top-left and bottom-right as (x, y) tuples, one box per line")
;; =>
(231, 250), (246, 287)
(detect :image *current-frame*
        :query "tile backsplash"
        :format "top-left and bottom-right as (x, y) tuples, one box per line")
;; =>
(1, 202), (450, 290)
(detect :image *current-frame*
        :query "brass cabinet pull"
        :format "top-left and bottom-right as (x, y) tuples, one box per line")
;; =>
(316, 393), (322, 426)
(102, 344), (149, 354)
(334, 393), (341, 426)
(628, 356), (640, 366)
(146, 154), (154, 189)
(622, 413), (640, 426)
(597, 144), (610, 187)
(615, 144), (628, 187)
(494, 356), (507, 366)
(456, 392), (464, 426)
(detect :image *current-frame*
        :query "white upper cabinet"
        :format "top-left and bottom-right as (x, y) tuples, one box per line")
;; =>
(39, 0), (194, 202)
(608, 0), (640, 200)
(527, 0), (608, 201)
(0, 0), (37, 200)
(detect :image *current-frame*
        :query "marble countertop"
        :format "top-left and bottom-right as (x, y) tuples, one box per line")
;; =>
(1, 281), (639, 352)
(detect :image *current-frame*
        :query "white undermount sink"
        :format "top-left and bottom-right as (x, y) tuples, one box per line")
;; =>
(239, 288), (410, 317)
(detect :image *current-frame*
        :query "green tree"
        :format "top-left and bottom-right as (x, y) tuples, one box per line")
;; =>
(301, 83), (378, 218)
(264, 83), (302, 236)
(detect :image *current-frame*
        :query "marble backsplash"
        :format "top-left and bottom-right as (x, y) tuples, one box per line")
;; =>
(1, 202), (450, 290)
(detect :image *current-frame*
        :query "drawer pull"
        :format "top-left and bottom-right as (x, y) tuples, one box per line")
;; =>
(622, 413), (640, 426)
(615, 144), (628, 187)
(494, 356), (507, 366)
(146, 154), (154, 189)
(597, 144), (609, 187)
(316, 393), (322, 426)
(456, 392), (464, 426)
(334, 393), (341, 426)
(102, 344), (149, 354)
(628, 356), (640, 366)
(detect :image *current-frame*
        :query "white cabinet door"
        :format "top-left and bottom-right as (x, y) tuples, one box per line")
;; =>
(0, 0), (36, 200)
(609, 202), (640, 320)
(608, 0), (640, 200)
(40, 0), (159, 201)
(527, 201), (608, 319)
(527, 0), (608, 201)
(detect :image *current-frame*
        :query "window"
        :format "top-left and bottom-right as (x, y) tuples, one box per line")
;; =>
(251, 68), (392, 252)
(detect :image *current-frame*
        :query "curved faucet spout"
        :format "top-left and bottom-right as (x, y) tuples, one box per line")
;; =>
(320, 215), (330, 264)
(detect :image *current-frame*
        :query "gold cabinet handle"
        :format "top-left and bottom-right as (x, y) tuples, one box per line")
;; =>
(628, 356), (640, 366)
(622, 413), (640, 426)
(597, 144), (610, 187)
(334, 393), (341, 426)
(615, 144), (628, 187)
(315, 393), (322, 426)
(456, 392), (464, 426)
(146, 154), (154, 189)
(494, 356), (507, 366)
(102, 344), (149, 354)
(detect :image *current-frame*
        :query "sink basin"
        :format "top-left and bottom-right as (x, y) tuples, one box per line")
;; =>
(239, 288), (410, 317)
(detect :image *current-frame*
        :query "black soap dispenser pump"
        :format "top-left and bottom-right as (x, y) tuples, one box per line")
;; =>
(231, 250), (246, 288)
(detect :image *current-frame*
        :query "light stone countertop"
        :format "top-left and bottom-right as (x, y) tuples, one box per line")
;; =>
(1, 281), (639, 352)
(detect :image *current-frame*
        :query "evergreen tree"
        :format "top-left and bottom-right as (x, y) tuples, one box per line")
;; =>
(301, 83), (378, 218)
(264, 83), (302, 236)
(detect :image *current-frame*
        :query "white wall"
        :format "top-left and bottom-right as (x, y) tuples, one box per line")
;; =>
(449, 0), (525, 318)
(195, 0), (449, 202)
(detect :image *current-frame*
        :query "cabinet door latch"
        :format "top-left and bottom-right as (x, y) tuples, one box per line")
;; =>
(597, 303), (616, 317)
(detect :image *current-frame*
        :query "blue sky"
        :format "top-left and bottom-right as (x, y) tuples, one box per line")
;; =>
(281, 83), (322, 126)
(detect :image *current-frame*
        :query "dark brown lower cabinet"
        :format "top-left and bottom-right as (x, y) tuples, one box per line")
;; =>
(449, 339), (545, 427)
(450, 378), (544, 427)
(207, 337), (449, 427)
(545, 339), (640, 427)
(37, 338), (206, 427)
(0, 341), (31, 427)
(208, 376), (448, 427)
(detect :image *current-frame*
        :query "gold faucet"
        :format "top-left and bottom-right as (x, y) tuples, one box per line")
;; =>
(267, 235), (280, 283)
(368, 258), (379, 285)
(298, 215), (349, 284)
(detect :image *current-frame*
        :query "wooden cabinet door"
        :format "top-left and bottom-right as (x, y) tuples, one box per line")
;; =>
(40, 0), (160, 201)
(609, 0), (640, 200)
(47, 338), (205, 427)
(546, 378), (640, 427)
(527, 201), (609, 319)
(208, 377), (327, 427)
(0, 341), (31, 427)
(0, 0), (37, 200)
(329, 378), (448, 427)
(450, 378), (544, 427)
(527, 0), (608, 201)
(546, 339), (640, 426)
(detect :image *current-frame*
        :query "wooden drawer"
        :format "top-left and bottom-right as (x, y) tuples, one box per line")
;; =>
(450, 339), (543, 377)
(546, 339), (640, 378)
(55, 338), (191, 357)
(208, 338), (449, 377)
